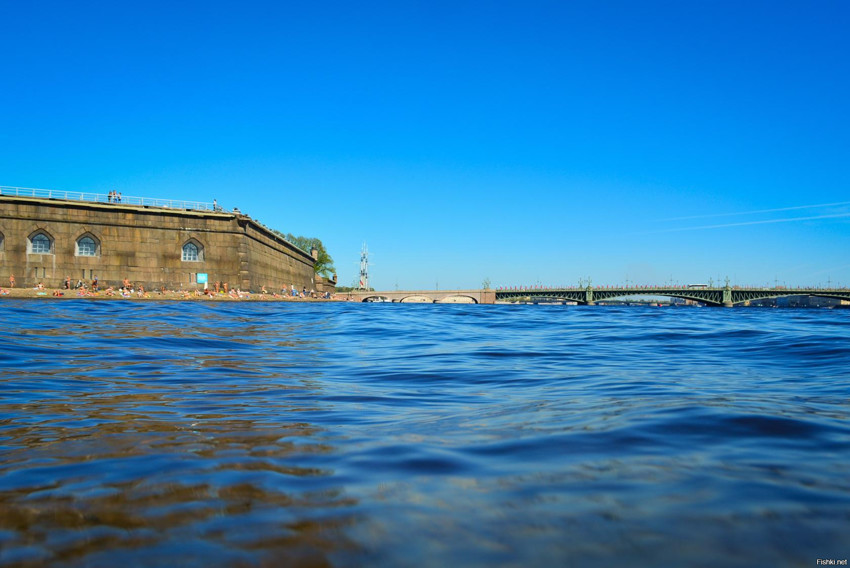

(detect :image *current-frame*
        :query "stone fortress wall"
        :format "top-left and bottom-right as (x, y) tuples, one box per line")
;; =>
(0, 195), (321, 292)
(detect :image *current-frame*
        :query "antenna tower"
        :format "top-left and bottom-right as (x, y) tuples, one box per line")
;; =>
(359, 243), (369, 290)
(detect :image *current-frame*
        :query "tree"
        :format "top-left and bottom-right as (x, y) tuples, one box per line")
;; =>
(278, 232), (336, 279)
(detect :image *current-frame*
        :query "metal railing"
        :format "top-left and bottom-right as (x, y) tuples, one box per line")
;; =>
(0, 185), (223, 212)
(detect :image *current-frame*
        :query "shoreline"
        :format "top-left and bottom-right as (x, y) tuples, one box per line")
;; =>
(0, 287), (354, 302)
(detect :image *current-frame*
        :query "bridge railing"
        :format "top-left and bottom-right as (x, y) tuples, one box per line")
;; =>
(0, 185), (220, 212)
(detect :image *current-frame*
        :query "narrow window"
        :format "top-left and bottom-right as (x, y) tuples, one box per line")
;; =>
(31, 233), (52, 254)
(182, 242), (200, 262)
(77, 236), (97, 256)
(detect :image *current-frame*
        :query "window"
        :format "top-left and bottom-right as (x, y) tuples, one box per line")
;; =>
(30, 232), (52, 254)
(77, 236), (97, 256)
(0, 231), (4, 251)
(182, 241), (202, 262)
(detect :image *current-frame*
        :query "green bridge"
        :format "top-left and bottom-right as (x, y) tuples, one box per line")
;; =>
(495, 285), (850, 307)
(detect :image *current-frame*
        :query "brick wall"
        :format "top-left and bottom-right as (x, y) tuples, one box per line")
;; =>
(0, 196), (316, 292)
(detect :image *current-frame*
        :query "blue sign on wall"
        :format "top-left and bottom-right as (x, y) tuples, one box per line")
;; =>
(197, 273), (208, 284)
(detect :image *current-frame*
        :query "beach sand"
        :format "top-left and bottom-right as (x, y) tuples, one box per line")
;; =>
(0, 286), (352, 302)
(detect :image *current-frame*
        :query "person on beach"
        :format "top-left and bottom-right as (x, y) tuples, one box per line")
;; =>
(9, 274), (15, 288)
(64, 276), (71, 290)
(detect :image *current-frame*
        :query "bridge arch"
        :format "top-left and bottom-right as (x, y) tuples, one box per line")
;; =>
(591, 290), (724, 306)
(400, 295), (434, 303)
(360, 295), (391, 302)
(435, 295), (477, 304)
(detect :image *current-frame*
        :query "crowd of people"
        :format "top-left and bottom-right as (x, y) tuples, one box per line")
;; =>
(1, 274), (338, 302)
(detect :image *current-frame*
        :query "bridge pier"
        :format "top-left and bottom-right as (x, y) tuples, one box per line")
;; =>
(722, 286), (733, 308)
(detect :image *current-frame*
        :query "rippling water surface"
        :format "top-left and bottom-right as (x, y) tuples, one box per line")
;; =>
(1, 301), (848, 567)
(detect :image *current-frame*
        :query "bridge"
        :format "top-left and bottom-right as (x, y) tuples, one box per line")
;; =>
(346, 289), (496, 304)
(346, 285), (850, 306)
(495, 285), (850, 307)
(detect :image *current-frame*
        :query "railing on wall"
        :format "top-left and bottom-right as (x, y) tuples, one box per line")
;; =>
(0, 185), (223, 212)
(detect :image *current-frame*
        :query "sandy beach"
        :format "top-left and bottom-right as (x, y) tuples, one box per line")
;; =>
(0, 286), (352, 302)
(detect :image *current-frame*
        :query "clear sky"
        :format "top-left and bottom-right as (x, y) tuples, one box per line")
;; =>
(2, 1), (848, 290)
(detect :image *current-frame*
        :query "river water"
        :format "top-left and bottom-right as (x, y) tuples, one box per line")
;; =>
(0, 301), (848, 567)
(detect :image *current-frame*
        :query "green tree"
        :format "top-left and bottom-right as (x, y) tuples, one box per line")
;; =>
(281, 233), (336, 279)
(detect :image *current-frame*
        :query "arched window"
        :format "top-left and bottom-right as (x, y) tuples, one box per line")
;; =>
(182, 241), (203, 262)
(76, 235), (98, 257)
(29, 232), (53, 254)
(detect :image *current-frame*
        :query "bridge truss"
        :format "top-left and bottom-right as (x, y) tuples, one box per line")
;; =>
(494, 286), (850, 307)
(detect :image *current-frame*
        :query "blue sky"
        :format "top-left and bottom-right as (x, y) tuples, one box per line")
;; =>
(2, 1), (848, 289)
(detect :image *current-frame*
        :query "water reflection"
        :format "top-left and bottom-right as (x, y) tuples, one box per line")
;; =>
(1, 413), (357, 566)
(0, 302), (358, 566)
